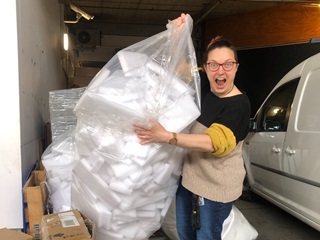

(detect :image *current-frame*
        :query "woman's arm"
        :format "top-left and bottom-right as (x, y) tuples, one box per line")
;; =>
(133, 122), (214, 153)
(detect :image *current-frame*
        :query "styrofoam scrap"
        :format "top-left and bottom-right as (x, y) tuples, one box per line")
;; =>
(109, 162), (140, 179)
(47, 177), (62, 193)
(97, 93), (146, 120)
(159, 94), (200, 133)
(80, 181), (99, 202)
(96, 228), (125, 240)
(118, 191), (142, 211)
(154, 162), (173, 185)
(94, 200), (112, 229)
(129, 165), (153, 183)
(50, 186), (71, 213)
(109, 177), (133, 195)
(133, 230), (148, 240)
(127, 191), (167, 210)
(117, 222), (141, 239)
(72, 175), (101, 208)
(136, 210), (156, 218)
(86, 68), (110, 90)
(139, 211), (161, 231)
(122, 133), (141, 143)
(123, 141), (150, 159)
(73, 160), (121, 208)
(160, 197), (173, 217)
(113, 209), (137, 221)
(97, 137), (126, 159)
(97, 164), (113, 183)
(89, 153), (105, 173)
(156, 200), (165, 209)
(137, 203), (157, 211)
(146, 61), (195, 96)
(72, 185), (115, 230)
(145, 147), (170, 165)
(142, 181), (159, 194)
(118, 51), (148, 77)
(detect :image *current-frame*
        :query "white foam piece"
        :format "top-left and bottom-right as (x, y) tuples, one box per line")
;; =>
(123, 141), (150, 161)
(109, 162), (140, 179)
(129, 165), (153, 188)
(118, 191), (141, 210)
(113, 209), (137, 221)
(122, 133), (141, 143)
(154, 162), (173, 185)
(136, 210), (156, 218)
(89, 153), (105, 173)
(111, 221), (141, 239)
(125, 191), (167, 210)
(146, 61), (196, 96)
(137, 203), (157, 211)
(159, 94), (200, 133)
(109, 177), (133, 195)
(134, 229), (148, 240)
(118, 51), (148, 77)
(50, 185), (71, 213)
(87, 68), (111, 90)
(97, 135), (125, 157)
(73, 160), (121, 208)
(94, 200), (112, 229)
(145, 147), (170, 165)
(96, 228), (125, 240)
(160, 197), (173, 218)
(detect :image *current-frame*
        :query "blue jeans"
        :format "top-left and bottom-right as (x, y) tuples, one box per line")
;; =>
(176, 178), (234, 240)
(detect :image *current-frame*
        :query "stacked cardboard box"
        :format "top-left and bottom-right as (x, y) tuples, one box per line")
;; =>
(23, 170), (48, 239)
(41, 209), (95, 240)
(0, 228), (33, 240)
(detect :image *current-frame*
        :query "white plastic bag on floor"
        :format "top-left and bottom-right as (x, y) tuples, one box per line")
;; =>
(222, 205), (258, 240)
(161, 202), (258, 240)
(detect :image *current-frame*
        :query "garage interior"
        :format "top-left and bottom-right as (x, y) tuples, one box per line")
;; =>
(1, 0), (320, 239)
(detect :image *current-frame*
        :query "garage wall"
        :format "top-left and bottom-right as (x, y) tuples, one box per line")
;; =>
(0, 0), (66, 229)
(205, 4), (320, 49)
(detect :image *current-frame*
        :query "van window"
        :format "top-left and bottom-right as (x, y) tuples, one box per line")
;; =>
(297, 71), (320, 132)
(256, 79), (299, 132)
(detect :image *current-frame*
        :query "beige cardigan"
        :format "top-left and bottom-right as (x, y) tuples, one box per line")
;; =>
(182, 121), (246, 203)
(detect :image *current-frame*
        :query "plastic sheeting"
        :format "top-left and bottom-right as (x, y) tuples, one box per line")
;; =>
(43, 14), (200, 240)
(161, 200), (258, 240)
(49, 88), (85, 142)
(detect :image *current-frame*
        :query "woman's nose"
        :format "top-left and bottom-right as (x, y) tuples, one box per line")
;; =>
(217, 65), (225, 73)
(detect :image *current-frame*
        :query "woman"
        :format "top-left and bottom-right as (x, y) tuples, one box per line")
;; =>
(134, 14), (251, 240)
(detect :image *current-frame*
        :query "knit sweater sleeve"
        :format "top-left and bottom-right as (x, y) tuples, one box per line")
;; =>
(205, 123), (236, 157)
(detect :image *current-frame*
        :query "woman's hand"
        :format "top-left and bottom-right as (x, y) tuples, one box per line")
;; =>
(172, 13), (188, 26)
(133, 122), (171, 145)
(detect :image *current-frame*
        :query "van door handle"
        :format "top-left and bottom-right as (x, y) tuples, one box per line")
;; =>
(271, 146), (281, 153)
(285, 147), (296, 156)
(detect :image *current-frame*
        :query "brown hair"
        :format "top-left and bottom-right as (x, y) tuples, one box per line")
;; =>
(202, 36), (238, 65)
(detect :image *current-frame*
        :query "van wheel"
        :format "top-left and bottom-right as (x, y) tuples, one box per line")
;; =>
(240, 175), (258, 202)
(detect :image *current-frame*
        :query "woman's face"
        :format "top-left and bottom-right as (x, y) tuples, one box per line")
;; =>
(204, 47), (238, 97)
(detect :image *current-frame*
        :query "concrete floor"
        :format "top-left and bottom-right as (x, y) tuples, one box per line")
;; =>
(235, 198), (320, 240)
(150, 197), (320, 240)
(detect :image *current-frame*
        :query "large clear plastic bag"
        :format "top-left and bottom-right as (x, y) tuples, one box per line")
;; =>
(71, 15), (200, 240)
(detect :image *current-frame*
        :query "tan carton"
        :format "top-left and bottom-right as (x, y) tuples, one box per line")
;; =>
(0, 228), (33, 240)
(41, 209), (95, 240)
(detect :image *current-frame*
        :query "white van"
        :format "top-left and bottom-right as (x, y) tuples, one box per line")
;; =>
(242, 51), (320, 231)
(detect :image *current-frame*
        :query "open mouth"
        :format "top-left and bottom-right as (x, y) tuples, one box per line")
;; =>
(215, 78), (226, 86)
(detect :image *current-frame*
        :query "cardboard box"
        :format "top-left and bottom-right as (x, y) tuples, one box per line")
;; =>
(41, 209), (95, 240)
(0, 228), (33, 240)
(23, 170), (48, 238)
